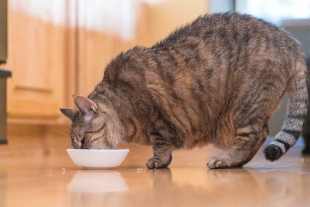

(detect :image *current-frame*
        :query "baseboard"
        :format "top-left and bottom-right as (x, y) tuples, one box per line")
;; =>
(0, 139), (8, 144)
(0, 123), (71, 157)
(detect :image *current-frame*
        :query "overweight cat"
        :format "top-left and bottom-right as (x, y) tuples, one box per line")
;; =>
(61, 13), (308, 169)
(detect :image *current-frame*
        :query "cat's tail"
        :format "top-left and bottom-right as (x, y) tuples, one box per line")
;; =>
(264, 60), (308, 161)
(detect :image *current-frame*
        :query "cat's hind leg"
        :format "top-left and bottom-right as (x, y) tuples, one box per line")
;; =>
(207, 119), (269, 169)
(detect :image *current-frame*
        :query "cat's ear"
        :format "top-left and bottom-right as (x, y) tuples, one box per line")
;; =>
(60, 109), (78, 121)
(73, 95), (97, 116)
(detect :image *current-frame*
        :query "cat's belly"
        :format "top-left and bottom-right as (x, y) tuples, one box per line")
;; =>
(182, 133), (235, 150)
(181, 117), (236, 150)
(183, 138), (211, 149)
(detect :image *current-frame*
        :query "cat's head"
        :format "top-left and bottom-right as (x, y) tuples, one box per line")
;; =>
(60, 95), (123, 149)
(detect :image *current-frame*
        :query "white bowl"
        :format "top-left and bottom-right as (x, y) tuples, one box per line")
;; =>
(66, 149), (129, 170)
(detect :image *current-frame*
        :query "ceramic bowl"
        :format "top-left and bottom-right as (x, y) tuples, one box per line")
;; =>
(66, 149), (129, 170)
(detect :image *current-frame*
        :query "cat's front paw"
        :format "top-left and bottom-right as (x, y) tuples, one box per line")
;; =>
(146, 157), (167, 169)
(207, 157), (230, 169)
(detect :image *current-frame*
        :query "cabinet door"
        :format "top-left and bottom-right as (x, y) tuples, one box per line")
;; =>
(76, 0), (150, 96)
(4, 0), (68, 120)
(75, 0), (207, 96)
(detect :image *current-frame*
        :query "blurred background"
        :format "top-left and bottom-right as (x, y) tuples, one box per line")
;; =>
(0, 0), (309, 156)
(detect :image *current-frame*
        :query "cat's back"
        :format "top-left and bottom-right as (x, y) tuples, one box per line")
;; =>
(152, 12), (299, 53)
(149, 12), (303, 84)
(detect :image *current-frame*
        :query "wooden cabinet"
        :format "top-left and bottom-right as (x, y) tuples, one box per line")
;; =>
(2, 0), (208, 123)
(0, 0), (208, 152)
(76, 1), (151, 96)
(148, 0), (208, 44)
(76, 0), (208, 96)
(3, 0), (72, 123)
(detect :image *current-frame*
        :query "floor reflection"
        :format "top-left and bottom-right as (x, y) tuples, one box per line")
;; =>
(145, 168), (272, 207)
(208, 167), (310, 207)
(0, 172), (7, 207)
(67, 167), (310, 207)
(65, 152), (310, 207)
(264, 176), (295, 206)
(68, 170), (128, 207)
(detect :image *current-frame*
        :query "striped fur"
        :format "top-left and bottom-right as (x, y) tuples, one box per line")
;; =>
(302, 57), (310, 154)
(61, 13), (308, 169)
(265, 64), (308, 160)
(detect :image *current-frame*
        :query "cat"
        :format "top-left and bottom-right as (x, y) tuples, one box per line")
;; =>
(302, 57), (310, 155)
(60, 13), (308, 169)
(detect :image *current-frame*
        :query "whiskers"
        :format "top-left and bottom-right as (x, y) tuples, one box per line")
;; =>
(55, 142), (72, 148)
(51, 130), (72, 147)
(52, 130), (70, 139)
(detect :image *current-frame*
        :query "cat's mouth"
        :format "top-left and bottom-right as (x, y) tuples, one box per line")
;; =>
(80, 139), (114, 150)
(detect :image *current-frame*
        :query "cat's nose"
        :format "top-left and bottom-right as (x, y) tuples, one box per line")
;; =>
(72, 142), (80, 149)
(72, 138), (81, 149)
(81, 137), (85, 145)
(79, 137), (88, 149)
(81, 145), (89, 149)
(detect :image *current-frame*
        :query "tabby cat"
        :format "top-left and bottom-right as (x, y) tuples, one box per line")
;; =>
(61, 13), (308, 169)
(302, 57), (310, 155)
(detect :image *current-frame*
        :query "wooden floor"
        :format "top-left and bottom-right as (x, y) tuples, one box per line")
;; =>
(1, 140), (310, 207)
